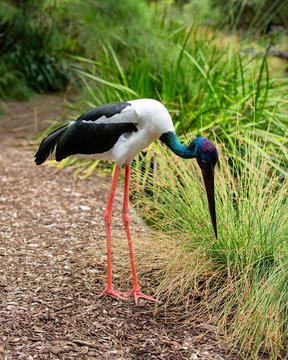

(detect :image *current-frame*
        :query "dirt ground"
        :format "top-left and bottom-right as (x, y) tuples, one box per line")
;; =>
(0, 95), (241, 360)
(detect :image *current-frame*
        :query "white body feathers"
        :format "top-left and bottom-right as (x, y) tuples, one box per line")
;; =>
(72, 99), (175, 166)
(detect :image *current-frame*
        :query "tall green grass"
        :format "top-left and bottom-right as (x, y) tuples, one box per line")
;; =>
(130, 136), (287, 358)
(69, 24), (287, 176)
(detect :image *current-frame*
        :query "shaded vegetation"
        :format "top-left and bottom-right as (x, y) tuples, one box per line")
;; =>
(1, 0), (287, 100)
(0, 0), (158, 99)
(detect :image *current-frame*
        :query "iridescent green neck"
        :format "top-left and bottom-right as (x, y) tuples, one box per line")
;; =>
(159, 132), (196, 159)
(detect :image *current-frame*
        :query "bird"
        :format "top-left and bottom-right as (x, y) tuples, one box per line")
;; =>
(34, 98), (218, 303)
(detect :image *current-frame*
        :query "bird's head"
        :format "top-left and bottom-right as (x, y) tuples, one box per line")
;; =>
(188, 137), (218, 238)
(188, 137), (218, 169)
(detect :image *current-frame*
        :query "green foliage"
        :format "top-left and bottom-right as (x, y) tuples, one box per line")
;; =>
(0, 0), (74, 99)
(69, 25), (287, 175)
(209, 0), (288, 32)
(183, 0), (220, 24)
(0, 0), (155, 99)
(131, 136), (288, 358)
(0, 61), (33, 100)
(1, 0), (287, 101)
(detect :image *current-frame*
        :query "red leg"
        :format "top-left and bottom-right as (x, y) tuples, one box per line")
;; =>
(99, 165), (127, 301)
(122, 164), (158, 304)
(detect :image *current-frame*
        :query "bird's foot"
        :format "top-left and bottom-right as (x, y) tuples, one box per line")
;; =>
(99, 287), (128, 301)
(124, 288), (159, 304)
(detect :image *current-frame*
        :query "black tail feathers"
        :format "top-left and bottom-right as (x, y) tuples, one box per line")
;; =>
(34, 124), (68, 165)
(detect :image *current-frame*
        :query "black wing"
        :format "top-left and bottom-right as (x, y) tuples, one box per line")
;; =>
(76, 101), (132, 122)
(35, 101), (138, 163)
(55, 121), (138, 161)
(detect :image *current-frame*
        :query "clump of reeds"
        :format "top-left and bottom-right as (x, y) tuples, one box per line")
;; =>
(131, 135), (288, 359)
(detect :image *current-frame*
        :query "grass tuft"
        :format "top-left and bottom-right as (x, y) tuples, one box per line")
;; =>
(130, 135), (288, 358)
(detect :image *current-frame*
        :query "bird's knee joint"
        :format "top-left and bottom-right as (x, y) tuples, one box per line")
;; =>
(122, 209), (130, 226)
(104, 211), (112, 225)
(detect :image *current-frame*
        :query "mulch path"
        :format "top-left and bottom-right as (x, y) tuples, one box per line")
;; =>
(0, 95), (241, 359)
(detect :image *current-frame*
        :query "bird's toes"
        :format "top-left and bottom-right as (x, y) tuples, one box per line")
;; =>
(126, 289), (159, 304)
(99, 288), (128, 301)
(134, 292), (159, 304)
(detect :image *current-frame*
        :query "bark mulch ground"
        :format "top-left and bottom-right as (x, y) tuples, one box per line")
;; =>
(0, 95), (241, 359)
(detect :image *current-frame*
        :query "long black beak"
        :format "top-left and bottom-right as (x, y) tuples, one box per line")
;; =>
(201, 166), (217, 238)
